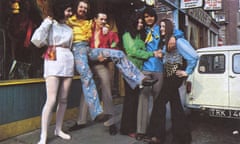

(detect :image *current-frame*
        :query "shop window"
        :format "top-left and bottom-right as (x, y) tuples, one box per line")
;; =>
(1, 0), (45, 81)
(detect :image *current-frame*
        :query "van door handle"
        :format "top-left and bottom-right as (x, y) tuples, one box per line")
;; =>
(229, 75), (236, 78)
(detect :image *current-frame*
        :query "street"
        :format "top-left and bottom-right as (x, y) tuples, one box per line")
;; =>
(151, 111), (240, 144)
(1, 103), (240, 144)
(1, 85), (240, 144)
(188, 113), (240, 144)
(154, 84), (240, 144)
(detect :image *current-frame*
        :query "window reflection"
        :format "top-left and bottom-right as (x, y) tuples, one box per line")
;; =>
(0, 0), (44, 80)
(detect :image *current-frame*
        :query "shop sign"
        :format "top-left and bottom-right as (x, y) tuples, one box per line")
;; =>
(180, 0), (203, 9)
(204, 0), (222, 10)
(188, 8), (212, 27)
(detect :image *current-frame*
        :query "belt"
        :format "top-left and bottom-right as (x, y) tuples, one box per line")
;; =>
(73, 41), (89, 44)
(49, 45), (68, 48)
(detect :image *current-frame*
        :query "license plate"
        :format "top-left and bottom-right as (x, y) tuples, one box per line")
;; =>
(209, 109), (240, 119)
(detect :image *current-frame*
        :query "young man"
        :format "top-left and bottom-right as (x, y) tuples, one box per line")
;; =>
(66, 0), (104, 129)
(89, 12), (120, 135)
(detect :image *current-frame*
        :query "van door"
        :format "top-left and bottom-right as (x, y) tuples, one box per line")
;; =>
(229, 51), (240, 109)
(191, 52), (228, 107)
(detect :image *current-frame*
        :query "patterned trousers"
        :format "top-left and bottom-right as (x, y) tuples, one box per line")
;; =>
(72, 42), (103, 119)
(88, 48), (145, 89)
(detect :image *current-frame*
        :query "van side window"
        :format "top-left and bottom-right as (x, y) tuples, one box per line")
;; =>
(233, 54), (240, 73)
(198, 54), (225, 73)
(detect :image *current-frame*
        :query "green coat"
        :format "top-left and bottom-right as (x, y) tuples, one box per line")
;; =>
(122, 32), (153, 70)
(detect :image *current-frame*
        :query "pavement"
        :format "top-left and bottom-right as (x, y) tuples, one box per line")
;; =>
(0, 85), (189, 144)
(0, 104), (149, 144)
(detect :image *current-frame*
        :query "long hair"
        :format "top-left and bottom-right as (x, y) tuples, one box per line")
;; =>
(159, 18), (174, 51)
(52, 0), (73, 22)
(125, 12), (146, 40)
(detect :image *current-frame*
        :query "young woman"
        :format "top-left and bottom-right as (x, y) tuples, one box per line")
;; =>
(31, 0), (74, 143)
(120, 12), (160, 138)
(147, 18), (198, 144)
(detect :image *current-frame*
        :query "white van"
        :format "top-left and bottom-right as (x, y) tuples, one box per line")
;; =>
(185, 45), (240, 119)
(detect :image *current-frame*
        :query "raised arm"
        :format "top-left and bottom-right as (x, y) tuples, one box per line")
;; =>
(31, 17), (53, 48)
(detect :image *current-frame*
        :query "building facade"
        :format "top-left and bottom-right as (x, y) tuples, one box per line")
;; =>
(213, 0), (240, 45)
(154, 0), (219, 49)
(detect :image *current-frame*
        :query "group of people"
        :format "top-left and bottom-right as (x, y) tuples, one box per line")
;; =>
(30, 0), (198, 144)
(120, 7), (198, 144)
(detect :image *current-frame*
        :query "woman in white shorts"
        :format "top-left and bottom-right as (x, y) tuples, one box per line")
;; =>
(31, 0), (74, 143)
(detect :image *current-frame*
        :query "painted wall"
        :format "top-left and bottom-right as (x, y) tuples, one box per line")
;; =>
(0, 78), (81, 140)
